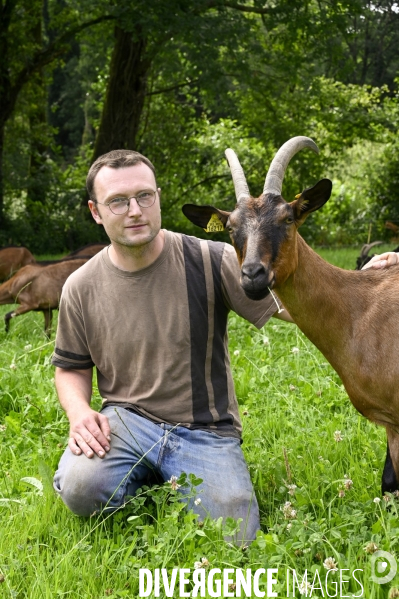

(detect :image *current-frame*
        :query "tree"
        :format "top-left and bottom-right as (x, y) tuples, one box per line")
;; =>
(0, 0), (114, 229)
(91, 0), (273, 162)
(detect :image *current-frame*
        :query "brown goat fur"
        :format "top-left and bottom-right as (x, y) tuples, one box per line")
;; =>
(65, 242), (107, 258)
(183, 182), (399, 493)
(2, 259), (87, 334)
(0, 246), (36, 281)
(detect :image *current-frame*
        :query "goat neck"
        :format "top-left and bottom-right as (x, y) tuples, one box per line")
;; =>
(275, 236), (399, 425)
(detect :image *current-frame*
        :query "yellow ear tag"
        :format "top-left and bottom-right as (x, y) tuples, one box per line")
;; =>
(295, 193), (302, 199)
(204, 213), (224, 233)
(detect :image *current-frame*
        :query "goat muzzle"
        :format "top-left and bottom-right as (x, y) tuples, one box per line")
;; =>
(241, 262), (274, 300)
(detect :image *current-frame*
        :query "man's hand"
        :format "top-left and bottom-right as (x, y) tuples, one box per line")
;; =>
(68, 406), (111, 459)
(362, 251), (399, 270)
(55, 367), (111, 459)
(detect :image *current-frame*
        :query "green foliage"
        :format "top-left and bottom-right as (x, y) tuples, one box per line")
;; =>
(3, 1), (399, 249)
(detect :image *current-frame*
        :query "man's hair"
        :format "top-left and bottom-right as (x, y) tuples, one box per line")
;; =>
(86, 150), (157, 201)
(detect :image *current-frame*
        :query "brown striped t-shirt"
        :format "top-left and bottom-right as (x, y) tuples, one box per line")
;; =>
(52, 230), (279, 438)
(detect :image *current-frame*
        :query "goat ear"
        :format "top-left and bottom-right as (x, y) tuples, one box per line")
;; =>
(182, 204), (230, 232)
(291, 178), (332, 225)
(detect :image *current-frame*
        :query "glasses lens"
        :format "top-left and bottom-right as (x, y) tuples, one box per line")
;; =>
(137, 191), (156, 207)
(108, 198), (129, 214)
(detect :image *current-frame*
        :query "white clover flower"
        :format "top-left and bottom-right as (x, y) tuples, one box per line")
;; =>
(272, 325), (278, 331)
(287, 522), (292, 531)
(24, 344), (32, 351)
(168, 475), (181, 491)
(333, 430), (343, 442)
(299, 580), (312, 595)
(194, 557), (210, 569)
(364, 542), (378, 554)
(194, 498), (201, 505)
(10, 363), (17, 370)
(287, 484), (297, 496)
(289, 384), (296, 391)
(338, 489), (345, 498)
(291, 347), (300, 354)
(282, 501), (297, 519)
(263, 336), (269, 345)
(373, 497), (381, 504)
(0, 424), (6, 432)
(323, 557), (338, 571)
(344, 478), (353, 490)
(233, 349), (240, 356)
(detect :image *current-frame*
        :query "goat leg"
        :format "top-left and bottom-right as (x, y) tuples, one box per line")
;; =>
(43, 309), (53, 337)
(4, 310), (14, 332)
(383, 429), (399, 494)
(4, 303), (40, 332)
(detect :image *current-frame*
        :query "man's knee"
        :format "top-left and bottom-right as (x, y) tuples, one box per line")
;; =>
(53, 452), (123, 516)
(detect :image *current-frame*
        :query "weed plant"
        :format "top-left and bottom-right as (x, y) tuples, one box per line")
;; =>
(0, 247), (398, 598)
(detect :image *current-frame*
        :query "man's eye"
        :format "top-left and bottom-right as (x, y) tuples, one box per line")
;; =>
(137, 192), (152, 200)
(108, 198), (126, 206)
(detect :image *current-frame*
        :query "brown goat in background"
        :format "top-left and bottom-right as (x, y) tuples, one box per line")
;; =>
(1, 259), (88, 334)
(0, 246), (35, 281)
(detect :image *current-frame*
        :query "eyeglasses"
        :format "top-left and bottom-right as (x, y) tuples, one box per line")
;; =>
(96, 190), (157, 215)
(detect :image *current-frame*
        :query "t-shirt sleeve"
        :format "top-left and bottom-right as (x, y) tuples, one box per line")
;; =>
(221, 243), (281, 329)
(51, 283), (94, 370)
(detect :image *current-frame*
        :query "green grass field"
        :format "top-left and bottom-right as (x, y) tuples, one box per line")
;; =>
(0, 246), (398, 598)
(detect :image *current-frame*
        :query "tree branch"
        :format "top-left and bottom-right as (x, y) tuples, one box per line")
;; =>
(5, 14), (115, 123)
(201, 0), (270, 15)
(174, 174), (231, 205)
(146, 77), (201, 96)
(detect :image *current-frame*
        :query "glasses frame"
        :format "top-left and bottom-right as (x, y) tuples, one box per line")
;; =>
(95, 189), (158, 215)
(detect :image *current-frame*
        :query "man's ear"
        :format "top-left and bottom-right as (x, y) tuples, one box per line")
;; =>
(182, 204), (231, 232)
(291, 178), (332, 225)
(88, 200), (103, 225)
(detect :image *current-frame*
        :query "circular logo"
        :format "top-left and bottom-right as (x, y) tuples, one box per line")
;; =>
(370, 550), (397, 584)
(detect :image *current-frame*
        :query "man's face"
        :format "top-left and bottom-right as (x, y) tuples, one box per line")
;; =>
(89, 163), (162, 250)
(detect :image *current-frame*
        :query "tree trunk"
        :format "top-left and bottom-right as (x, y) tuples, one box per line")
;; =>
(92, 25), (151, 161)
(27, 7), (48, 209)
(0, 123), (5, 232)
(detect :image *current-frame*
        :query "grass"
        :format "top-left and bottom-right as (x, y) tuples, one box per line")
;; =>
(0, 246), (398, 598)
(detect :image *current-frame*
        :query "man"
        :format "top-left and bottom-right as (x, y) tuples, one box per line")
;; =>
(52, 149), (291, 543)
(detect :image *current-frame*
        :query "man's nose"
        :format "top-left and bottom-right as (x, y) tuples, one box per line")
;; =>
(127, 197), (143, 216)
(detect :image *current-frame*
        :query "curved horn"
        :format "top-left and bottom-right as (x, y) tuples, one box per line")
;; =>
(360, 240), (383, 258)
(263, 136), (319, 197)
(225, 148), (250, 204)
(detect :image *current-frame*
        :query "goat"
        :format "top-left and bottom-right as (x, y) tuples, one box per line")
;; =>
(35, 243), (107, 266)
(0, 259), (87, 335)
(355, 241), (384, 270)
(183, 136), (399, 495)
(0, 246), (36, 282)
(64, 242), (107, 258)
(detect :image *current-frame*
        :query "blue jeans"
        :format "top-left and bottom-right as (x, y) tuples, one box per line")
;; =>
(53, 406), (260, 542)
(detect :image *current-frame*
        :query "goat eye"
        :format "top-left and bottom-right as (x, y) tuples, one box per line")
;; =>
(285, 217), (294, 224)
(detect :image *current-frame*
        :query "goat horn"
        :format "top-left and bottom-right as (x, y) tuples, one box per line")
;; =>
(360, 240), (383, 258)
(263, 136), (319, 197)
(225, 148), (250, 204)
